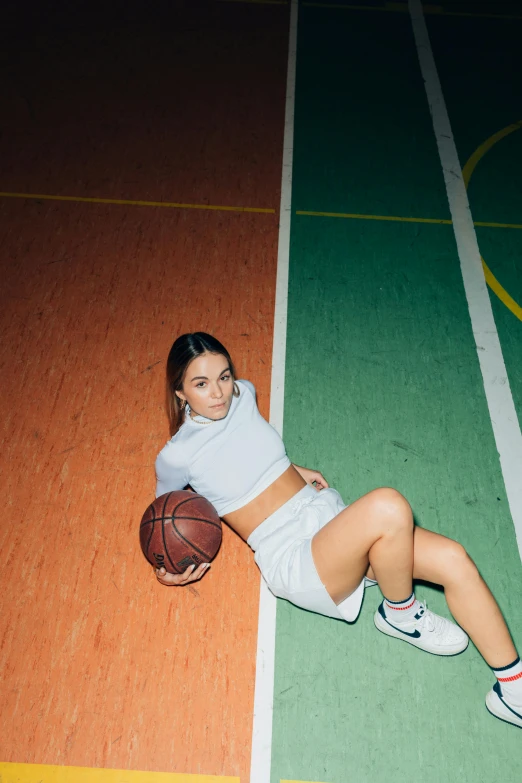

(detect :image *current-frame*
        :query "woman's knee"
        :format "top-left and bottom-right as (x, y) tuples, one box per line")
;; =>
(366, 487), (413, 533)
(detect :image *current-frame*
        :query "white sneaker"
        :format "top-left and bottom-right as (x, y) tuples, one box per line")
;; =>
(486, 682), (522, 729)
(374, 600), (469, 656)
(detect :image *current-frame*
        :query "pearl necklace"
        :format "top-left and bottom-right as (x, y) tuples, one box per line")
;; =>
(186, 406), (214, 425)
(192, 415), (214, 426)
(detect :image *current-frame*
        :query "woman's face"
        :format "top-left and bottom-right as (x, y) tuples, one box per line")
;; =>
(177, 352), (234, 420)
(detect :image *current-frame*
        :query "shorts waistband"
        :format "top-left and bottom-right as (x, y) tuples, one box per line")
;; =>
(247, 483), (317, 552)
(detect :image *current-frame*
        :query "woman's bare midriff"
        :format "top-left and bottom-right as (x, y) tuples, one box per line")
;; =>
(222, 465), (307, 541)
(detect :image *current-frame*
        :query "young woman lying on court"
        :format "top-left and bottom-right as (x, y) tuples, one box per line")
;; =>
(154, 332), (522, 729)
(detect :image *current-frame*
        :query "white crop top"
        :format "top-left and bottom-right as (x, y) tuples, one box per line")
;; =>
(155, 380), (291, 516)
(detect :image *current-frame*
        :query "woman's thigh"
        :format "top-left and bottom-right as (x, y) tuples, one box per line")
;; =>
(311, 487), (409, 602)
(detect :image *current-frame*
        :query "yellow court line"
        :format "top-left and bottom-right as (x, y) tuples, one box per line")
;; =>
(7, 193), (519, 229)
(0, 763), (239, 783)
(386, 2), (442, 11)
(218, 0), (288, 5)
(474, 220), (522, 230)
(462, 120), (522, 188)
(281, 780), (330, 783)
(0, 191), (275, 214)
(299, 124), (522, 322)
(304, 2), (391, 10)
(483, 261), (522, 321)
(462, 120), (522, 322)
(440, 9), (522, 21)
(296, 210), (522, 230)
(303, 2), (522, 20)
(297, 198), (522, 321)
(296, 209), (452, 224)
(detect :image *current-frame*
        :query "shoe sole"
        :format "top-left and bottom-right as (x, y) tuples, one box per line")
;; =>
(374, 609), (469, 656)
(485, 690), (522, 729)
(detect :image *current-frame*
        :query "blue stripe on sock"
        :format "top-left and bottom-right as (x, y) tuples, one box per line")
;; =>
(492, 657), (521, 673)
(384, 592), (414, 606)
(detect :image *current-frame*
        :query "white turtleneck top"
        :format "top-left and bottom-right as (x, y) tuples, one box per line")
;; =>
(155, 380), (291, 516)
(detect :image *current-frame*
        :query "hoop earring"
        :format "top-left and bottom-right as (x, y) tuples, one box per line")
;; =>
(178, 398), (186, 410)
(233, 382), (240, 397)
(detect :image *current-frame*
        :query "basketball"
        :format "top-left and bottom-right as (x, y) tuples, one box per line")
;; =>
(140, 491), (222, 574)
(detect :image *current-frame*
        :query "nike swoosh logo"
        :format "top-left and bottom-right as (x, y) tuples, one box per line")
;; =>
(494, 682), (522, 720)
(378, 604), (421, 638)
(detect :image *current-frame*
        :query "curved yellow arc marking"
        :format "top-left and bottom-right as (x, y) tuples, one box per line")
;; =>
(463, 120), (522, 321)
(483, 263), (522, 321)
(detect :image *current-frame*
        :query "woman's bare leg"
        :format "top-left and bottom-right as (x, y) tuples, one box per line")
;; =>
(311, 487), (415, 603)
(368, 527), (517, 668)
(311, 487), (517, 668)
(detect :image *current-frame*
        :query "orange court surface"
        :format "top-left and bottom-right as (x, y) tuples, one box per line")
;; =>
(0, 0), (288, 779)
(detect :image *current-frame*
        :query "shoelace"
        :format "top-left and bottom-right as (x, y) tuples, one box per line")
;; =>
(413, 602), (450, 636)
(414, 602), (434, 632)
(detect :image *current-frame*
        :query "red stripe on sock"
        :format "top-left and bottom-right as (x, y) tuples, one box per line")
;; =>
(497, 670), (522, 683)
(385, 598), (415, 611)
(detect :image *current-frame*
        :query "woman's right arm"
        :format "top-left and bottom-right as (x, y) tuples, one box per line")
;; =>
(154, 446), (210, 586)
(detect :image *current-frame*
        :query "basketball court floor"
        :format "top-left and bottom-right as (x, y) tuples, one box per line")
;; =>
(1, 1), (521, 782)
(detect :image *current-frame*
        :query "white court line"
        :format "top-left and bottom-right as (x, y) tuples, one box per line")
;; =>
(408, 0), (522, 559)
(249, 1), (298, 781)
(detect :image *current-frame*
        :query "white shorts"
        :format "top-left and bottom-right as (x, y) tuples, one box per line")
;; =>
(247, 484), (365, 622)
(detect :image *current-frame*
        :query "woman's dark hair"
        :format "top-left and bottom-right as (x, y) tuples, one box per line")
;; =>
(166, 332), (237, 436)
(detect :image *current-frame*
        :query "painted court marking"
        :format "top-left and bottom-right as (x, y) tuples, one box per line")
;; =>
(297, 123), (522, 322)
(249, 1), (298, 782)
(218, 0), (288, 5)
(409, 0), (522, 558)
(304, 1), (522, 21)
(462, 121), (522, 322)
(0, 769), (322, 783)
(0, 192), (275, 215)
(4, 132), (520, 321)
(296, 209), (522, 231)
(0, 764), (238, 783)
(297, 210), (452, 225)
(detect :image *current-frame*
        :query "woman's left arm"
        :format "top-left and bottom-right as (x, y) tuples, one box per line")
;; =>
(292, 464), (329, 490)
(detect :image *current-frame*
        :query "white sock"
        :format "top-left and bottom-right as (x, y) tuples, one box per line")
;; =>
(383, 592), (423, 624)
(493, 657), (522, 707)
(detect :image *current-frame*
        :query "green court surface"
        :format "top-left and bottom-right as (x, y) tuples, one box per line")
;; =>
(427, 11), (522, 425)
(271, 4), (522, 782)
